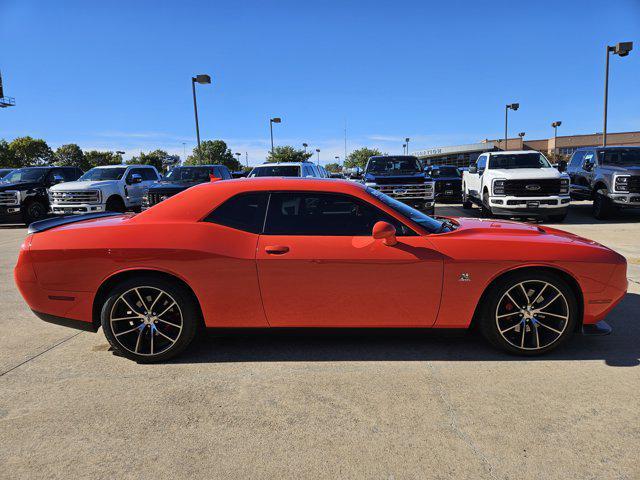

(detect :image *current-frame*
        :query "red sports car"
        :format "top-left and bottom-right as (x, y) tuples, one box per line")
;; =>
(15, 178), (627, 362)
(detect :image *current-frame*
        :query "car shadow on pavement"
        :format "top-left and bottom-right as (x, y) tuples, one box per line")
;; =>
(173, 293), (640, 367)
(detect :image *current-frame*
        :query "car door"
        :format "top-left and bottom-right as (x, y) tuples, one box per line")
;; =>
(466, 155), (484, 198)
(255, 191), (444, 327)
(567, 150), (589, 198)
(580, 150), (597, 194)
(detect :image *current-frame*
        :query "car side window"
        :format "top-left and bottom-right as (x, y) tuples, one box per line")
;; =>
(218, 166), (231, 179)
(264, 192), (413, 236)
(204, 193), (268, 233)
(582, 151), (595, 167)
(476, 155), (487, 172)
(569, 151), (585, 168)
(141, 168), (158, 181)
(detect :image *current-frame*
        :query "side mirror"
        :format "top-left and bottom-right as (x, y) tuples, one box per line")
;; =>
(583, 161), (593, 172)
(372, 221), (397, 246)
(557, 160), (567, 172)
(468, 165), (478, 174)
(51, 174), (65, 185)
(129, 173), (143, 184)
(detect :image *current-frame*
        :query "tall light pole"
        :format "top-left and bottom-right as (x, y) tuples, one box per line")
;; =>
(269, 117), (281, 153)
(504, 103), (519, 151)
(402, 143), (407, 154)
(405, 137), (410, 155)
(302, 142), (308, 153)
(182, 142), (186, 158)
(518, 132), (525, 150)
(245, 152), (248, 168)
(191, 74), (211, 149)
(603, 42), (633, 146)
(315, 148), (320, 166)
(551, 121), (562, 158)
(235, 152), (242, 168)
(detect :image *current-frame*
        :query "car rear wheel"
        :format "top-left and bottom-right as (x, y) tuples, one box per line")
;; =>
(105, 195), (126, 213)
(100, 276), (199, 363)
(479, 271), (577, 355)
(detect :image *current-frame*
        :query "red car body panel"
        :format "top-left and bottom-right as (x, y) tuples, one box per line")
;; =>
(14, 178), (627, 331)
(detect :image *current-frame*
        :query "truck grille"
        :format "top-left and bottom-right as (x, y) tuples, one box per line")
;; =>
(0, 191), (19, 206)
(503, 179), (561, 197)
(375, 184), (433, 200)
(50, 190), (100, 204)
(146, 191), (178, 207)
(628, 176), (640, 194)
(373, 176), (426, 185)
(435, 180), (461, 194)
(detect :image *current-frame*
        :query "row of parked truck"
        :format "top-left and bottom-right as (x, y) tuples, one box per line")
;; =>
(0, 145), (638, 225)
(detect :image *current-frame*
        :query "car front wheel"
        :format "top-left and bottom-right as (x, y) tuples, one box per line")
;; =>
(479, 271), (577, 355)
(101, 276), (199, 363)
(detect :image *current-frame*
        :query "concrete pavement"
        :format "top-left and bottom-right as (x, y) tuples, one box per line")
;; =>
(1, 203), (639, 479)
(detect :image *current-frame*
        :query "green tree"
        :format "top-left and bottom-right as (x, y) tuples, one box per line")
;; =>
(0, 139), (15, 168)
(55, 144), (87, 170)
(185, 140), (241, 171)
(343, 147), (383, 169)
(324, 162), (342, 173)
(128, 149), (170, 171)
(84, 150), (123, 168)
(8, 136), (53, 167)
(266, 145), (313, 164)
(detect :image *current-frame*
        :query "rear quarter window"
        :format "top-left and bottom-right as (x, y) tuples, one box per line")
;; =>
(204, 193), (268, 233)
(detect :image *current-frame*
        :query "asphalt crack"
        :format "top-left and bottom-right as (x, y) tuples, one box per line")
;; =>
(0, 331), (83, 377)
(426, 361), (499, 480)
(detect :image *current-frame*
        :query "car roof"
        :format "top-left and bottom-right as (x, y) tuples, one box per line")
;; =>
(488, 150), (540, 156)
(575, 145), (640, 150)
(93, 164), (129, 169)
(253, 162), (311, 167)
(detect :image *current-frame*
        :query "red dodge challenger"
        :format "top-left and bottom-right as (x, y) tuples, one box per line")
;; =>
(15, 178), (627, 362)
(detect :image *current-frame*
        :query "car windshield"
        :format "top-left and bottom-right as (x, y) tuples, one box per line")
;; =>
(0, 169), (14, 180)
(249, 165), (300, 177)
(164, 167), (213, 182)
(430, 166), (461, 178)
(367, 157), (421, 175)
(488, 153), (551, 169)
(598, 148), (640, 166)
(2, 168), (48, 183)
(79, 167), (127, 181)
(366, 187), (450, 234)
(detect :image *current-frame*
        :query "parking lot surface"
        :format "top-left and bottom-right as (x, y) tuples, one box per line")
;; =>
(1, 202), (639, 480)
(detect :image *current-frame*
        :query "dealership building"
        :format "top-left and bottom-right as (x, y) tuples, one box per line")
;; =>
(414, 131), (640, 167)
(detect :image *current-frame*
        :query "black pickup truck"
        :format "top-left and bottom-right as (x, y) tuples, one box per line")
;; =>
(142, 164), (232, 209)
(0, 166), (83, 224)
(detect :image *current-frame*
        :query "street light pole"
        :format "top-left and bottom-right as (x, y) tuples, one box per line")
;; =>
(402, 143), (406, 155)
(303, 143), (308, 153)
(191, 74), (211, 149)
(269, 117), (281, 153)
(316, 148), (320, 166)
(504, 103), (519, 151)
(603, 42), (633, 146)
(551, 121), (562, 157)
(405, 137), (410, 155)
(518, 132), (525, 150)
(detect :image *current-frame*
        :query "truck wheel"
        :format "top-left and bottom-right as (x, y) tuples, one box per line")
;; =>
(462, 190), (473, 209)
(105, 196), (126, 213)
(481, 191), (492, 218)
(593, 189), (615, 220)
(22, 200), (48, 225)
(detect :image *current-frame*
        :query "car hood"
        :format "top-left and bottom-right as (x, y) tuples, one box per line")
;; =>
(599, 165), (640, 175)
(0, 181), (42, 192)
(49, 180), (118, 191)
(488, 168), (564, 179)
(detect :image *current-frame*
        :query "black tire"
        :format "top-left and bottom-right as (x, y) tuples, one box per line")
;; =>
(478, 271), (577, 356)
(462, 189), (473, 209)
(100, 275), (199, 363)
(480, 191), (492, 218)
(593, 189), (615, 220)
(547, 211), (568, 223)
(105, 195), (126, 213)
(22, 200), (48, 225)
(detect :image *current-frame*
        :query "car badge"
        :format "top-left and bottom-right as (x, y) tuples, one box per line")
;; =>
(525, 184), (541, 191)
(459, 273), (471, 282)
(393, 189), (408, 195)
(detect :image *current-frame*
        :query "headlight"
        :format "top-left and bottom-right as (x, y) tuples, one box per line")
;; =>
(615, 176), (630, 192)
(364, 182), (378, 187)
(493, 179), (506, 196)
(560, 178), (569, 194)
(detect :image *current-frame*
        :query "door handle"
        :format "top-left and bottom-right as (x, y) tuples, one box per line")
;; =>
(264, 245), (290, 255)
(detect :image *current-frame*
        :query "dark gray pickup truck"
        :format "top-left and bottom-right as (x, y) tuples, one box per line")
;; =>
(565, 146), (640, 219)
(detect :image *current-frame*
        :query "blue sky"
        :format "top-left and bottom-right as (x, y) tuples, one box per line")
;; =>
(1, 0), (639, 165)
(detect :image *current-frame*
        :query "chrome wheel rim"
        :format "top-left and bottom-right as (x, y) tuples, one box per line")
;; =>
(109, 286), (183, 356)
(495, 280), (569, 351)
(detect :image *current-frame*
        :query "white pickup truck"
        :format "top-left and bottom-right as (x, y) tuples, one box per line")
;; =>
(462, 150), (570, 222)
(49, 164), (159, 214)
